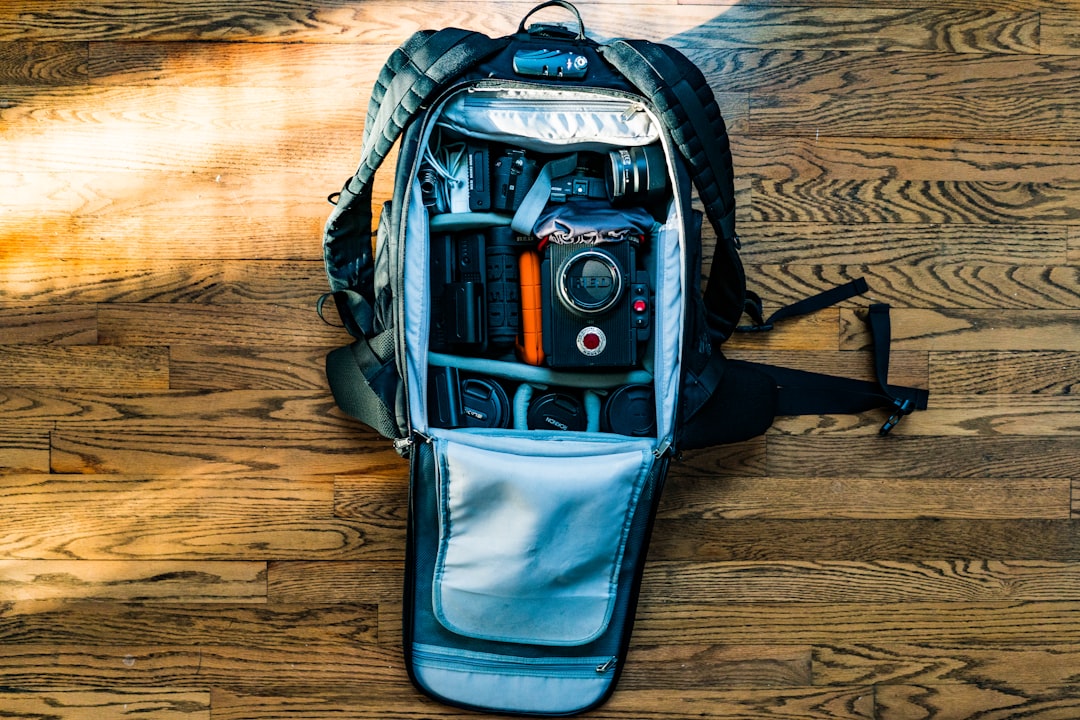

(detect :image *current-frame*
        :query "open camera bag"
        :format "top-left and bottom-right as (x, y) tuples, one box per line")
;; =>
(319, 2), (928, 715)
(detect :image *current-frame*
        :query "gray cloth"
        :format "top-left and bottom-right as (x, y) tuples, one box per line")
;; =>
(533, 199), (654, 244)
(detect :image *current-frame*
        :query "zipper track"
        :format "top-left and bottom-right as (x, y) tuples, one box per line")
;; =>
(413, 643), (617, 679)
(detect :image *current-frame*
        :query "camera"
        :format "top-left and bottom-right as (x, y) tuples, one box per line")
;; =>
(469, 144), (669, 213)
(492, 148), (540, 212)
(430, 226), (521, 354)
(540, 240), (651, 368)
(550, 155), (607, 203)
(471, 145), (546, 213)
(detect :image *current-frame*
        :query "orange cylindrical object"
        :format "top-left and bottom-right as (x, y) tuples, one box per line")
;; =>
(515, 248), (545, 366)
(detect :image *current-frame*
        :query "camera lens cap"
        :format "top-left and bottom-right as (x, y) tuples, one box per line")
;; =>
(527, 392), (587, 432)
(460, 378), (510, 429)
(603, 384), (656, 437)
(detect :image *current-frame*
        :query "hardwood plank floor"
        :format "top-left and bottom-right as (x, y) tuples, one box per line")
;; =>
(1, 1), (1077, 717)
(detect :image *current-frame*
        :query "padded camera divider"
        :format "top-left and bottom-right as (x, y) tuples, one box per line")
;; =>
(429, 212), (512, 233)
(679, 358), (778, 449)
(428, 352), (651, 389)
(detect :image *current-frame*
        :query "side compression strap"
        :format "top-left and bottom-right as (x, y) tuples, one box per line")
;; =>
(747, 303), (929, 435)
(738, 278), (869, 332)
(325, 328), (402, 441)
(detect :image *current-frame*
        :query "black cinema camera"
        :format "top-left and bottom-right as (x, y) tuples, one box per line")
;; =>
(429, 226), (521, 354)
(540, 240), (651, 368)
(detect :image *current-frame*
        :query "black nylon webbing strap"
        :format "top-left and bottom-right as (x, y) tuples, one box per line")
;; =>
(738, 278), (870, 332)
(757, 303), (929, 431)
(354, 28), (507, 189)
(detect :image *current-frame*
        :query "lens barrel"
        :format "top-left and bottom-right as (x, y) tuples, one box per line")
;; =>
(605, 144), (667, 203)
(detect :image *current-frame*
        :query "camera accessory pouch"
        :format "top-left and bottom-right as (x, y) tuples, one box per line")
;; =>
(432, 432), (652, 646)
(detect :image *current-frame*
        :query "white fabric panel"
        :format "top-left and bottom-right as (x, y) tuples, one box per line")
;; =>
(432, 434), (651, 645)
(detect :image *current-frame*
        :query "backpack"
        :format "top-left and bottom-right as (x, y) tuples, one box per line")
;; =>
(319, 2), (928, 714)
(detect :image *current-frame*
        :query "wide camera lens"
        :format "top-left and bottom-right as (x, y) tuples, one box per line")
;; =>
(557, 249), (623, 314)
(605, 144), (667, 202)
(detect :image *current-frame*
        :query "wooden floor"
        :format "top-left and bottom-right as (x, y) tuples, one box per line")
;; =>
(2, 1), (1079, 718)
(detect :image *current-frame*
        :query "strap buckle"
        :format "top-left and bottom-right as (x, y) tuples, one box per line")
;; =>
(736, 321), (774, 333)
(879, 397), (915, 436)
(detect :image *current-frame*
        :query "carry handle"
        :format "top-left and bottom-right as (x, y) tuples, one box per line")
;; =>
(518, 1), (586, 39)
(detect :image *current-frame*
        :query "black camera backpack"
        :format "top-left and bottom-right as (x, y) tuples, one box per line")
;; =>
(319, 2), (928, 715)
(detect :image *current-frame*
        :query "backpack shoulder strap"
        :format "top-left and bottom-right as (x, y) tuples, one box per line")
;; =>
(598, 39), (742, 335)
(323, 28), (512, 335)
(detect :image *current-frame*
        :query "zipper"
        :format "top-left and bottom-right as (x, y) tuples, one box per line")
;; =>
(462, 93), (644, 117)
(394, 429), (431, 455)
(412, 644), (618, 679)
(653, 435), (674, 459)
(595, 656), (618, 673)
(465, 78), (651, 111)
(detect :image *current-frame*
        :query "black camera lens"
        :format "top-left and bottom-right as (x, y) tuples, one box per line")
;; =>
(603, 384), (656, 437)
(556, 249), (623, 315)
(460, 377), (510, 429)
(605, 144), (668, 203)
(527, 392), (587, 432)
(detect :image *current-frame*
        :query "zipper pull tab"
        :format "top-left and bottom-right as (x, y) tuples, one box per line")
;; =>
(621, 103), (645, 122)
(653, 436), (674, 459)
(392, 435), (414, 455)
(596, 656), (618, 674)
(393, 430), (431, 455)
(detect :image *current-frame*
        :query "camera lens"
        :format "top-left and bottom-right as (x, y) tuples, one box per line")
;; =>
(603, 384), (656, 437)
(460, 377), (510, 429)
(557, 249), (623, 315)
(605, 144), (668, 202)
(527, 392), (587, 432)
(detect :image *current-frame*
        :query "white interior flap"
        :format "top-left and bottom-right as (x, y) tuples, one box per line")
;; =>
(433, 434), (652, 646)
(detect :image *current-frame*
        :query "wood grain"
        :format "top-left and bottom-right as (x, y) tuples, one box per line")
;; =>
(0, 346), (169, 388)
(632, 601), (1080, 644)
(748, 92), (1080, 140)
(0, 690), (209, 719)
(649, 518), (1080, 562)
(813, 642), (1080, 685)
(657, 476), (1071, 519)
(930, 351), (1079, 394)
(0, 40), (86, 84)
(840, 308), (1080, 351)
(0, 560), (266, 602)
(1, 1), (1077, 717)
(641, 560), (1080, 603)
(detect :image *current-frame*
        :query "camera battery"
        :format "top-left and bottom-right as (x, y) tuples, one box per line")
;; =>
(467, 144), (491, 211)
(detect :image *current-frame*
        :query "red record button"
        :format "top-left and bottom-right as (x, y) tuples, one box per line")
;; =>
(576, 326), (607, 356)
(633, 298), (648, 313)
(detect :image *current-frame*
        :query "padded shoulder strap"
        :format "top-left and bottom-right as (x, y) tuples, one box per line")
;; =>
(323, 28), (512, 334)
(598, 39), (742, 337)
(599, 39), (736, 241)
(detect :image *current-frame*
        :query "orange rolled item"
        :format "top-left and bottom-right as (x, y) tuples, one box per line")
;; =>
(515, 248), (545, 366)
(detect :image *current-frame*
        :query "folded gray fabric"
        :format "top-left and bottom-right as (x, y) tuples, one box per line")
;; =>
(533, 199), (654, 244)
